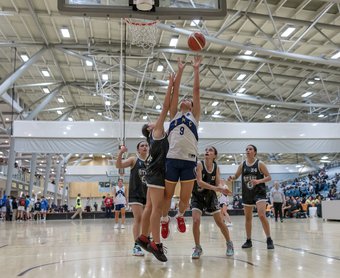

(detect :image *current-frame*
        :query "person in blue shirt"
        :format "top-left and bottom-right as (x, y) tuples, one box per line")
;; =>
(40, 196), (49, 221)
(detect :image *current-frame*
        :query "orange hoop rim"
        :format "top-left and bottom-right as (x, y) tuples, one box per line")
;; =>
(124, 18), (159, 26)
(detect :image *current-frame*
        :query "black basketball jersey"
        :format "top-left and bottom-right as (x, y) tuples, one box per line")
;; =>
(146, 133), (169, 177)
(242, 159), (265, 191)
(192, 160), (217, 196)
(129, 157), (147, 198)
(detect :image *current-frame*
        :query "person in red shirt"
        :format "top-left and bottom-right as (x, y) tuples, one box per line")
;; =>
(104, 193), (113, 218)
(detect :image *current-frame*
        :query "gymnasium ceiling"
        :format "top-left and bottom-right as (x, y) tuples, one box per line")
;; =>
(0, 0), (340, 172)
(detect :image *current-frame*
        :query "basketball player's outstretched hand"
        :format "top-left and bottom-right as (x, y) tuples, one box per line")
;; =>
(227, 176), (233, 182)
(119, 145), (128, 153)
(192, 56), (202, 69)
(177, 57), (186, 71)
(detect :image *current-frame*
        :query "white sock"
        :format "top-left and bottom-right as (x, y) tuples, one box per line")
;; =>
(176, 211), (184, 218)
(161, 216), (169, 222)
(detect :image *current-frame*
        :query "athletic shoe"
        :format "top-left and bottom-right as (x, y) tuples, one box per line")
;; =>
(242, 239), (252, 248)
(226, 241), (234, 256)
(114, 223), (119, 229)
(135, 235), (150, 252)
(161, 217), (170, 239)
(132, 244), (145, 256)
(267, 237), (275, 249)
(120, 224), (125, 229)
(176, 216), (186, 233)
(227, 222), (233, 227)
(280, 219), (283, 223)
(147, 241), (167, 262)
(192, 245), (203, 259)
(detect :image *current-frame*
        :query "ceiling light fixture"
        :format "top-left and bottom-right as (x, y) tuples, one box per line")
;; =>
(237, 74), (246, 80)
(20, 54), (29, 62)
(281, 26), (296, 38)
(41, 70), (50, 77)
(211, 101), (219, 107)
(190, 19), (200, 26)
(169, 36), (179, 47)
(61, 28), (70, 38)
(301, 92), (312, 98)
(330, 51), (340, 59)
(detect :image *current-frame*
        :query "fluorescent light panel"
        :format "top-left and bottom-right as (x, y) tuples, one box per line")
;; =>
(20, 54), (29, 62)
(57, 110), (62, 115)
(148, 95), (154, 100)
(41, 70), (50, 77)
(281, 27), (296, 38)
(211, 101), (219, 107)
(102, 74), (109, 81)
(331, 51), (340, 59)
(57, 97), (64, 103)
(157, 65), (163, 72)
(238, 87), (246, 93)
(169, 37), (178, 47)
(301, 92), (312, 98)
(237, 74), (247, 80)
(86, 60), (93, 66)
(190, 19), (200, 26)
(244, 50), (253, 55)
(42, 88), (49, 94)
(61, 28), (70, 38)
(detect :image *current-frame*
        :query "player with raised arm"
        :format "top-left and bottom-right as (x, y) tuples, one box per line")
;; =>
(161, 56), (202, 239)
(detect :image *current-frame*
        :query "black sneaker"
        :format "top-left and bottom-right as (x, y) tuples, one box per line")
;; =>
(135, 235), (150, 252)
(147, 242), (168, 262)
(242, 239), (252, 248)
(267, 237), (275, 249)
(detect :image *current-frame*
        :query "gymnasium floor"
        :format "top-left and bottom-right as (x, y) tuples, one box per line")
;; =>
(0, 216), (339, 278)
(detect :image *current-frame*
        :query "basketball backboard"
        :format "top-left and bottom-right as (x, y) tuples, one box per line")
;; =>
(58, 0), (227, 20)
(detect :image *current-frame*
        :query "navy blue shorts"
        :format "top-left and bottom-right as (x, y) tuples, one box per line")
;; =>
(165, 158), (197, 183)
(115, 204), (125, 211)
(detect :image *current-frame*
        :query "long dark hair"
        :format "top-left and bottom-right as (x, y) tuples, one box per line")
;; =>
(141, 123), (151, 145)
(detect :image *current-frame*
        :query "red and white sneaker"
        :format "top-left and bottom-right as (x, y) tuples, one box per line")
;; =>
(161, 217), (170, 239)
(176, 216), (186, 233)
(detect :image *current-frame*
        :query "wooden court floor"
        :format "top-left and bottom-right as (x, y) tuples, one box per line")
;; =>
(0, 215), (339, 278)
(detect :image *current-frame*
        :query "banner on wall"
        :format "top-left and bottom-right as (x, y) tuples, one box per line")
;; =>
(98, 181), (117, 193)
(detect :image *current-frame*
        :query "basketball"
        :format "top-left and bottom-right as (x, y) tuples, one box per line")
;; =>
(187, 32), (206, 51)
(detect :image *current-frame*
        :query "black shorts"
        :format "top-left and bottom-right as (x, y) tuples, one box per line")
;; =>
(128, 183), (147, 205)
(146, 172), (165, 189)
(242, 184), (267, 206)
(191, 191), (220, 215)
(128, 196), (147, 206)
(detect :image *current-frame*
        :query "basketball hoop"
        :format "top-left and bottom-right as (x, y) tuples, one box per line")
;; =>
(125, 18), (158, 50)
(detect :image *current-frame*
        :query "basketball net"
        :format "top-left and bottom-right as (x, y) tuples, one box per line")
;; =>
(125, 18), (158, 49)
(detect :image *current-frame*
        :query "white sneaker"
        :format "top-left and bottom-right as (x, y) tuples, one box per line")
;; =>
(227, 222), (233, 227)
(121, 224), (125, 229)
(114, 223), (119, 229)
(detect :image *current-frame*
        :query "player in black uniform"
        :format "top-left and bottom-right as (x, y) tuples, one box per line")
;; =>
(228, 144), (274, 249)
(135, 73), (174, 262)
(116, 141), (149, 256)
(191, 146), (234, 259)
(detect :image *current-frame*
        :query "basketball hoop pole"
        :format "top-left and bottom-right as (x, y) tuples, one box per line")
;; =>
(119, 18), (125, 149)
